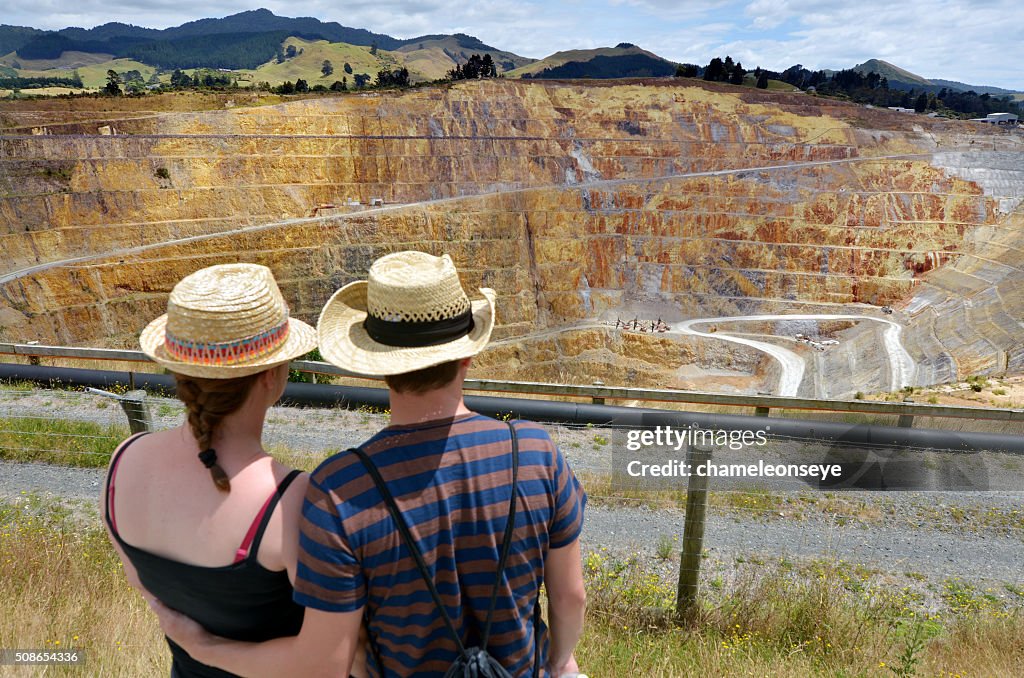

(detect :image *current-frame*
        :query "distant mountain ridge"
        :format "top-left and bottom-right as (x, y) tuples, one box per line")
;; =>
(852, 59), (1022, 96)
(0, 9), (527, 71)
(2, 13), (1020, 94)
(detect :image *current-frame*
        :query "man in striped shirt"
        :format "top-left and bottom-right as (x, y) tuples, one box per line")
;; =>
(153, 251), (586, 677)
(295, 359), (587, 676)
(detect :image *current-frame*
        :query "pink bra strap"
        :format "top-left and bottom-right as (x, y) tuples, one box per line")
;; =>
(234, 489), (278, 564)
(233, 470), (301, 564)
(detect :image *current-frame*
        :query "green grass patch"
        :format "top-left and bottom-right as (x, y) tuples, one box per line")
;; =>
(0, 417), (126, 467)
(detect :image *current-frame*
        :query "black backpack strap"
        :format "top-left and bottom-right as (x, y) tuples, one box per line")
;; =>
(350, 421), (522, 672)
(349, 445), (471, 660)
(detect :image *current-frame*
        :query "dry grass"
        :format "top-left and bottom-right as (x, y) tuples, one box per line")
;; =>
(1, 494), (1021, 676)
(0, 496), (168, 676)
(577, 552), (1024, 677)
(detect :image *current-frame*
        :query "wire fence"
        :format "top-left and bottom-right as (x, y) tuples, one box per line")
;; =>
(1, 383), (1022, 619)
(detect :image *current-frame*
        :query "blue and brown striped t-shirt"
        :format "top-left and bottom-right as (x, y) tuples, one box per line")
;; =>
(293, 413), (586, 677)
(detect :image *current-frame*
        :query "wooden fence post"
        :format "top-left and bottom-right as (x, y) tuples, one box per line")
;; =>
(89, 387), (153, 434)
(118, 390), (153, 434)
(676, 444), (713, 619)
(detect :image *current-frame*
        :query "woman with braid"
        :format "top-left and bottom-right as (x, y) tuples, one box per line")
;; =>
(100, 264), (364, 677)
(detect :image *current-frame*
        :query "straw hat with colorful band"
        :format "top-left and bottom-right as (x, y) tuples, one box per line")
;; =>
(140, 263), (317, 379)
(317, 251), (496, 376)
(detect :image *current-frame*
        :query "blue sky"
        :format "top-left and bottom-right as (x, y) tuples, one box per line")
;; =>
(10, 1), (1024, 90)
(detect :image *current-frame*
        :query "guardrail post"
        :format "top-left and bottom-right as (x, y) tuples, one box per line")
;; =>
(676, 443), (712, 619)
(898, 397), (914, 428)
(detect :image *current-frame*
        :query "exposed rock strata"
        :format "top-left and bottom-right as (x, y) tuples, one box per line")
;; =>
(1, 80), (1022, 393)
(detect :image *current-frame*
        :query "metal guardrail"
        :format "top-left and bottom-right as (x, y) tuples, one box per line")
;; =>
(3, 346), (1023, 622)
(3, 342), (1023, 425)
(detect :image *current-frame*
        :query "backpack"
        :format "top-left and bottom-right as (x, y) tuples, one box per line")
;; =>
(350, 422), (540, 678)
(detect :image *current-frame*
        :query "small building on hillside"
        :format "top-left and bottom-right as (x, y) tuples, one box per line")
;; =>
(970, 112), (1019, 125)
(887, 106), (915, 113)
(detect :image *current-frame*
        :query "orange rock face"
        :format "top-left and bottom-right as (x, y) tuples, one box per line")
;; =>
(0, 79), (1017, 388)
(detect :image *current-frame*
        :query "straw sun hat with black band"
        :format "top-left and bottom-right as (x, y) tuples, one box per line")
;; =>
(140, 263), (317, 379)
(317, 251), (496, 376)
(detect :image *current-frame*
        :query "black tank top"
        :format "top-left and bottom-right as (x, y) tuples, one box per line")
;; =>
(104, 434), (305, 678)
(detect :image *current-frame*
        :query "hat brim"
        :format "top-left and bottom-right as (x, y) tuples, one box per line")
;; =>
(140, 315), (318, 379)
(317, 281), (496, 376)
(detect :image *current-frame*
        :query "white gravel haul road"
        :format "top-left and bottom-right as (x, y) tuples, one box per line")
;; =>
(674, 314), (916, 396)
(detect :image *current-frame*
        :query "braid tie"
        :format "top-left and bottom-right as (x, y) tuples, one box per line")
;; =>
(198, 448), (218, 468)
(198, 448), (231, 492)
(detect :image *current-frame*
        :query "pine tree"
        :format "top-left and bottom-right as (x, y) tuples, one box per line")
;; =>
(703, 58), (725, 82)
(729, 62), (745, 85)
(481, 54), (496, 77)
(676, 63), (699, 78)
(104, 70), (122, 96)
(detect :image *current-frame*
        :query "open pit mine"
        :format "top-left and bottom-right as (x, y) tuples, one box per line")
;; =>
(2, 80), (1023, 397)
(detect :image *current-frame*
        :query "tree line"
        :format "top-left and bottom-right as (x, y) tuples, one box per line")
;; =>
(15, 30), (320, 71)
(676, 57), (1023, 118)
(0, 74), (84, 89)
(448, 54), (497, 80)
(254, 67), (408, 95)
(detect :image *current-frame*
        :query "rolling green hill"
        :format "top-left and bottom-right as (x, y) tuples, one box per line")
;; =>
(396, 35), (532, 80)
(0, 49), (156, 89)
(0, 33), (531, 90)
(506, 44), (675, 79)
(852, 59), (931, 87)
(0, 50), (117, 71)
(2, 9), (529, 76)
(237, 37), (402, 85)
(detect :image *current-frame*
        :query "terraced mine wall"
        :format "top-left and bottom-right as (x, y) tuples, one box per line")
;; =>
(1, 80), (910, 274)
(2, 80), (1023, 392)
(478, 326), (774, 390)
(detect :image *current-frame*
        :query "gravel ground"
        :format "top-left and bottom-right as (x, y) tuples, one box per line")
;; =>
(2, 387), (1022, 593)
